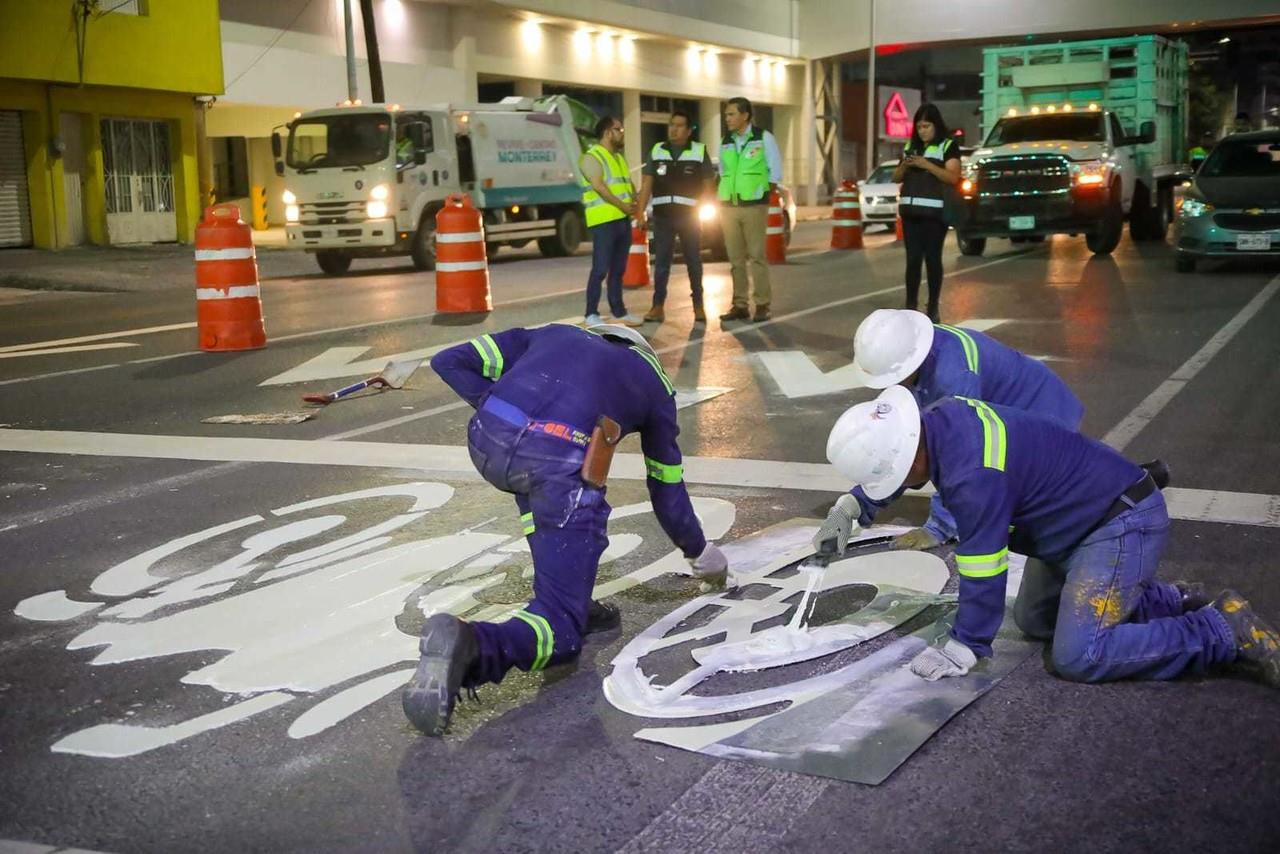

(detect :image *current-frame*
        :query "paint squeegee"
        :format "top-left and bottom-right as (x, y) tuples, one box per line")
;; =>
(302, 358), (423, 405)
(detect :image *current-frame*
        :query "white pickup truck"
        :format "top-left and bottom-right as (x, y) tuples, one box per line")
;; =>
(272, 96), (591, 275)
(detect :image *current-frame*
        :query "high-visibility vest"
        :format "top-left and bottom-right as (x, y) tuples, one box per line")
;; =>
(650, 141), (707, 208)
(580, 143), (634, 228)
(899, 137), (957, 218)
(718, 126), (771, 204)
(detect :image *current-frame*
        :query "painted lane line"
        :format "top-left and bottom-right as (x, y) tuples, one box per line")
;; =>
(0, 342), (138, 360)
(1103, 275), (1280, 451)
(0, 321), (195, 353)
(3, 429), (1277, 529)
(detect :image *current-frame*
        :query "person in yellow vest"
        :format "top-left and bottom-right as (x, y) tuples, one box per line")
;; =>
(718, 97), (783, 324)
(580, 115), (645, 327)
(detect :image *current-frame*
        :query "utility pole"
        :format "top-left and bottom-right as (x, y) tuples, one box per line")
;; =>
(343, 0), (358, 101)
(358, 0), (385, 104)
(865, 0), (876, 176)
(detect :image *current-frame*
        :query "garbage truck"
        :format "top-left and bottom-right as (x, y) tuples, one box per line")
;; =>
(955, 35), (1191, 256)
(272, 96), (597, 275)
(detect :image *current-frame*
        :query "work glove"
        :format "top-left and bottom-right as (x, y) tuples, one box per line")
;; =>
(909, 638), (978, 681)
(892, 527), (942, 551)
(813, 494), (862, 555)
(689, 542), (728, 579)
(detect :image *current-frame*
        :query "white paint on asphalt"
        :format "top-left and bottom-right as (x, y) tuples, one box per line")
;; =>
(13, 590), (102, 621)
(286, 667), (416, 739)
(1103, 275), (1280, 450)
(0, 342), (138, 360)
(0, 322), (195, 353)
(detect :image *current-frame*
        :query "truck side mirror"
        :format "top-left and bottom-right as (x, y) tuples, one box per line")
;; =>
(409, 122), (432, 165)
(1138, 121), (1156, 144)
(271, 131), (284, 175)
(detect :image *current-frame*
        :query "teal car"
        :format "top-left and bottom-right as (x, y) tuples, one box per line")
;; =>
(1175, 130), (1280, 273)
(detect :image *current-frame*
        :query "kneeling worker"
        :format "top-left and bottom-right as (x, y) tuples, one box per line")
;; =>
(403, 323), (728, 735)
(823, 387), (1280, 687)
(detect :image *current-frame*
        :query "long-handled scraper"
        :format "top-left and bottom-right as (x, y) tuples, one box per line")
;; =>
(302, 357), (424, 405)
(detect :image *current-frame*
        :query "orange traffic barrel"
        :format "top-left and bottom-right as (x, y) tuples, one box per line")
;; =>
(623, 222), (650, 288)
(830, 180), (863, 250)
(895, 214), (904, 242)
(435, 194), (492, 313)
(766, 189), (787, 264)
(195, 204), (266, 351)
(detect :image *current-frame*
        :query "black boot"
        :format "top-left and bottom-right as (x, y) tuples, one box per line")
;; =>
(1173, 580), (1211, 611)
(1138, 459), (1171, 489)
(402, 614), (479, 736)
(1211, 589), (1280, 688)
(585, 599), (621, 634)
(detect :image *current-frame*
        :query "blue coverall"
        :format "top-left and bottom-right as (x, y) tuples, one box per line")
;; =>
(854, 324), (1084, 541)
(863, 397), (1237, 681)
(431, 324), (707, 686)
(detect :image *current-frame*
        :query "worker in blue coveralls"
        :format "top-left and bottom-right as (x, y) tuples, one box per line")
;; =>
(821, 386), (1280, 687)
(818, 308), (1087, 553)
(402, 323), (729, 736)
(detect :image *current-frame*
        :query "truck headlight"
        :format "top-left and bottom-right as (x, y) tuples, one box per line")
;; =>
(282, 189), (297, 205)
(370, 184), (389, 201)
(1178, 198), (1212, 218)
(285, 204), (300, 223)
(1072, 160), (1108, 187)
(367, 199), (389, 219)
(698, 202), (717, 223)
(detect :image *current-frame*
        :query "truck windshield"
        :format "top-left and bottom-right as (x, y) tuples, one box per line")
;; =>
(1201, 140), (1280, 178)
(287, 114), (391, 169)
(986, 115), (1105, 145)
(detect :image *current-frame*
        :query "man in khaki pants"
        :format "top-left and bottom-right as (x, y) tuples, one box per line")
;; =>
(717, 97), (782, 323)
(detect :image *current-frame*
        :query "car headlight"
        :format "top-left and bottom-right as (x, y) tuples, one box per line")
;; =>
(1071, 160), (1108, 186)
(285, 204), (300, 223)
(367, 199), (389, 219)
(1178, 198), (1212, 218)
(282, 189), (297, 205)
(698, 202), (717, 223)
(370, 184), (389, 201)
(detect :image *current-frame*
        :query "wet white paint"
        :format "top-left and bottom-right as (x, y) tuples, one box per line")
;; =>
(287, 668), (416, 739)
(13, 590), (102, 622)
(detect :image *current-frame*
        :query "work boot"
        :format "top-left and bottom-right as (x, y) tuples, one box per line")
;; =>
(1139, 459), (1171, 489)
(1211, 589), (1280, 688)
(926, 302), (940, 323)
(402, 614), (479, 736)
(1174, 580), (1211, 612)
(692, 301), (707, 323)
(643, 304), (665, 323)
(585, 599), (621, 635)
(752, 304), (772, 322)
(720, 305), (750, 322)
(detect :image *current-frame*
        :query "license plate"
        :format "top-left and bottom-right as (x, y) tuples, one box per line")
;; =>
(1236, 233), (1272, 251)
(1009, 215), (1035, 230)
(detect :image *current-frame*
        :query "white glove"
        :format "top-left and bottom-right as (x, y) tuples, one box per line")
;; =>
(689, 542), (728, 579)
(813, 494), (862, 555)
(909, 638), (978, 681)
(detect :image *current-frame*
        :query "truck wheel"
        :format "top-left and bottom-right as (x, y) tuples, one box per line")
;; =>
(1175, 254), (1196, 273)
(315, 251), (352, 275)
(1149, 186), (1171, 241)
(411, 214), (436, 271)
(538, 209), (584, 257)
(1130, 184), (1153, 241)
(1086, 188), (1124, 255)
(956, 233), (986, 256)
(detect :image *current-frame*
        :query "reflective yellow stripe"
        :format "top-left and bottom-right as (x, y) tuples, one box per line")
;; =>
(644, 456), (683, 484)
(958, 396), (1007, 471)
(513, 609), (553, 671)
(520, 511), (536, 536)
(956, 547), (1009, 578)
(630, 346), (674, 395)
(469, 334), (503, 380)
(938, 324), (979, 374)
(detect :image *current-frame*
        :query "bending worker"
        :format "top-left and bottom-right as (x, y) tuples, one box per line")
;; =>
(823, 386), (1280, 688)
(819, 308), (1085, 552)
(635, 109), (717, 324)
(403, 323), (728, 736)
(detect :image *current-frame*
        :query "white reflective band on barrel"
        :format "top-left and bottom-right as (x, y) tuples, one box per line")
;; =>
(436, 260), (488, 272)
(834, 220), (862, 228)
(629, 244), (647, 254)
(196, 285), (261, 300)
(436, 231), (484, 243)
(651, 195), (697, 206)
(766, 226), (785, 235)
(900, 196), (944, 208)
(835, 201), (860, 208)
(768, 207), (782, 214)
(194, 248), (256, 261)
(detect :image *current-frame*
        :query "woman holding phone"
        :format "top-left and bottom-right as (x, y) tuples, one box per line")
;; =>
(893, 103), (962, 322)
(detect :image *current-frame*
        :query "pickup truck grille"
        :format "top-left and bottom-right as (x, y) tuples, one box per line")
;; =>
(977, 156), (1071, 196)
(1213, 212), (1280, 232)
(299, 200), (366, 225)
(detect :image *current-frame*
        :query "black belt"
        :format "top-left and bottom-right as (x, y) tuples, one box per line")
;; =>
(1097, 473), (1158, 529)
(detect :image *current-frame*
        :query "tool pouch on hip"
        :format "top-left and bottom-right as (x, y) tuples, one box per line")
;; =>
(581, 415), (622, 488)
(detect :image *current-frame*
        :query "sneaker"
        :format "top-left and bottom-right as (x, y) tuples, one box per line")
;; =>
(585, 599), (621, 634)
(584, 313), (603, 327)
(402, 614), (479, 736)
(614, 313), (645, 327)
(643, 305), (665, 323)
(693, 302), (706, 323)
(720, 305), (750, 322)
(1211, 589), (1280, 688)
(752, 304), (772, 322)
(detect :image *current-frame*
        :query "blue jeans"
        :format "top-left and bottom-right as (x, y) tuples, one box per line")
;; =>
(1012, 491), (1236, 682)
(464, 404), (611, 686)
(585, 217), (631, 318)
(651, 210), (703, 305)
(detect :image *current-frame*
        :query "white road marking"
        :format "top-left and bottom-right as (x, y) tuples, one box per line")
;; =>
(1103, 275), (1280, 450)
(2, 428), (1277, 528)
(0, 342), (138, 360)
(0, 322), (194, 353)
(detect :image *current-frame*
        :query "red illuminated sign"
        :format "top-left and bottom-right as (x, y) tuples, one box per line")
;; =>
(883, 91), (913, 138)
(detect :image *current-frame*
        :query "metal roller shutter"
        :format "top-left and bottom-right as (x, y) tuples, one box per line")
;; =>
(0, 111), (34, 247)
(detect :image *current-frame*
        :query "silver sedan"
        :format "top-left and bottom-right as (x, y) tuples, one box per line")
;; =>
(1175, 130), (1280, 273)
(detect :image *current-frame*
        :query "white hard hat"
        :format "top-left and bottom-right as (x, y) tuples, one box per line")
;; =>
(848, 309), (935, 389)
(586, 323), (657, 360)
(825, 385), (922, 500)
